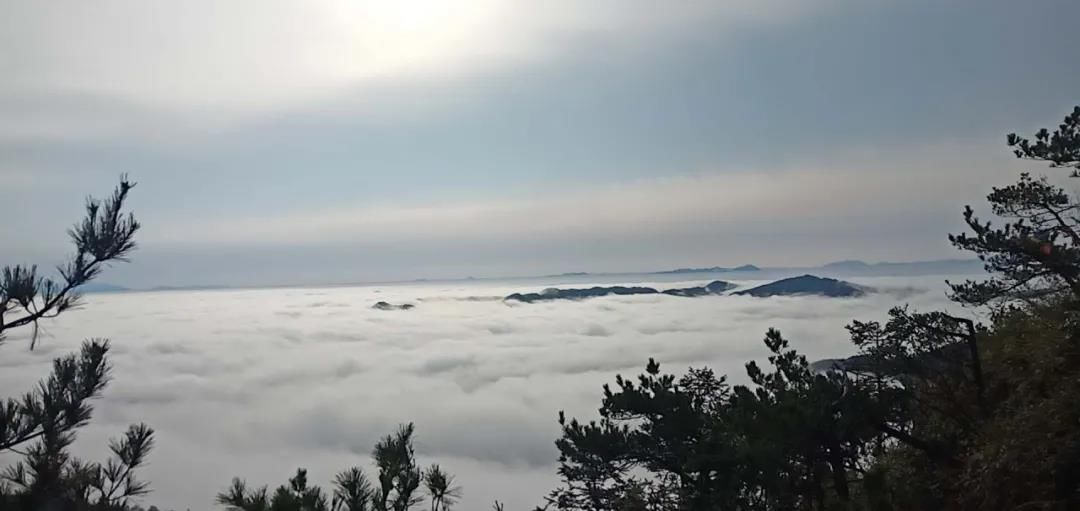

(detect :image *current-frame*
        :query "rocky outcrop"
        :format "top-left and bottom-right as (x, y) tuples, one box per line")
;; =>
(372, 301), (415, 310)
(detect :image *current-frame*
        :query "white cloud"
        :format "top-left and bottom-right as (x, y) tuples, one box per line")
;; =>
(0, 274), (973, 510)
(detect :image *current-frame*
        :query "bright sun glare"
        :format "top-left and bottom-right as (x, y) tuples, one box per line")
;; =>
(330, 0), (505, 78)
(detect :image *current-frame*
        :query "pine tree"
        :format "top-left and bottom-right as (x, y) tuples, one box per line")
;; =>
(220, 424), (455, 511)
(0, 178), (155, 510)
(550, 106), (1080, 510)
(950, 107), (1080, 307)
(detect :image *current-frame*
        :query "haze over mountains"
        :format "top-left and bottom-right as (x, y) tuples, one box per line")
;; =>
(659, 264), (761, 274)
(80, 258), (982, 293)
(652, 259), (981, 278)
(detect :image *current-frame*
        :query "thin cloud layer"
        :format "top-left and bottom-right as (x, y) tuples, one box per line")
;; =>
(0, 274), (969, 510)
(147, 145), (1021, 248)
(80, 143), (1022, 287)
(0, 0), (824, 116)
(3, 0), (1077, 290)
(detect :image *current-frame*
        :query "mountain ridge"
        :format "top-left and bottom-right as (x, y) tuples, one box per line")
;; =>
(733, 275), (866, 298)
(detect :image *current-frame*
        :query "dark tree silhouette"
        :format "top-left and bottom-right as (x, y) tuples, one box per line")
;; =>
(548, 105), (1080, 511)
(1, 177), (139, 348)
(0, 178), (155, 510)
(331, 467), (374, 511)
(220, 424), (456, 511)
(422, 465), (461, 511)
(1007, 106), (1080, 173)
(951, 107), (1080, 307)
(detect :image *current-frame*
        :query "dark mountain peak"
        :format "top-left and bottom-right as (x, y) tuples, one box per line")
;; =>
(373, 301), (415, 311)
(730, 264), (761, 272)
(734, 274), (866, 298)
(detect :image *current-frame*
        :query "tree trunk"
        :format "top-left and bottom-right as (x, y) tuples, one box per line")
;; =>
(828, 446), (851, 504)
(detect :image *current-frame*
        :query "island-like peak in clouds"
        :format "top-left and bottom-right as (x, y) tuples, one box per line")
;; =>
(734, 275), (866, 298)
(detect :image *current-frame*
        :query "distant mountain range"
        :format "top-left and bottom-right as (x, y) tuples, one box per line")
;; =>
(79, 283), (228, 294)
(821, 260), (874, 270)
(79, 259), (983, 293)
(505, 275), (865, 303)
(147, 285), (228, 292)
(511, 259), (982, 281)
(655, 259), (980, 276)
(658, 264), (761, 274)
(816, 259), (981, 274)
(76, 282), (130, 293)
(505, 280), (738, 303)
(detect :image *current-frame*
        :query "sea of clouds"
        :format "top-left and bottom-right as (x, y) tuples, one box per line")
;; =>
(0, 274), (978, 510)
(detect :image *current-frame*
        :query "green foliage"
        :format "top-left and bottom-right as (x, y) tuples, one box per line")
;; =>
(219, 424), (459, 511)
(273, 470), (330, 511)
(373, 424), (423, 511)
(1, 176), (139, 348)
(423, 465), (461, 511)
(549, 105), (1080, 511)
(333, 468), (374, 511)
(550, 330), (886, 511)
(836, 107), (1080, 509)
(0, 178), (154, 510)
(949, 172), (1080, 307)
(952, 107), (1080, 308)
(217, 469), (332, 511)
(0, 340), (110, 453)
(550, 358), (732, 509)
(1007, 106), (1080, 172)
(218, 478), (270, 511)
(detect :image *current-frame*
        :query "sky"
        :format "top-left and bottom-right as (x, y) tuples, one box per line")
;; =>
(2, 0), (1079, 287)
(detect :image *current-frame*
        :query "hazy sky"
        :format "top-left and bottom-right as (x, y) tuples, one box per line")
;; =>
(2, 0), (1078, 287)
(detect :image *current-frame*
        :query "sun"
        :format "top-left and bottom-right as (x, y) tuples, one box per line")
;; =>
(324, 0), (506, 78)
(362, 0), (461, 34)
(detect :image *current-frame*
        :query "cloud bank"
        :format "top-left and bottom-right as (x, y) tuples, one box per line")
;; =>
(0, 274), (971, 510)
